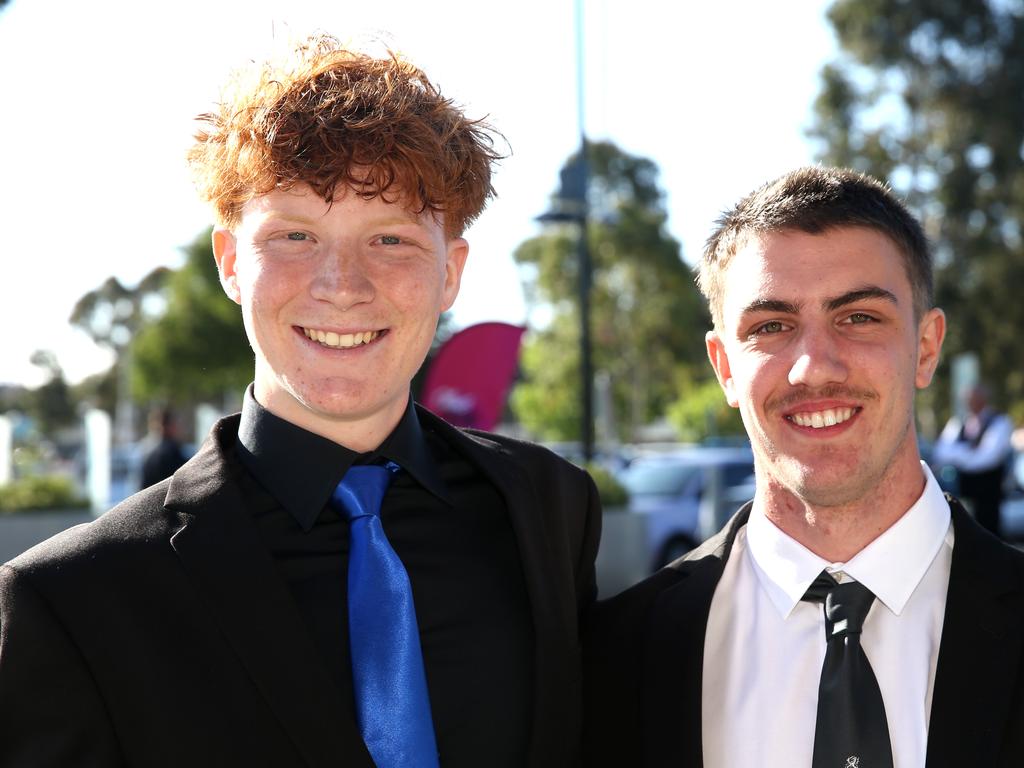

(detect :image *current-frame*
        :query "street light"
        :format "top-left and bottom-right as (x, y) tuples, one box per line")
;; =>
(536, 155), (595, 463)
(534, 0), (594, 462)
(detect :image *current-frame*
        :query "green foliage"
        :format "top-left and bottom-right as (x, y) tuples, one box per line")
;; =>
(0, 475), (89, 513)
(70, 269), (170, 352)
(512, 141), (711, 441)
(583, 462), (629, 508)
(26, 350), (77, 434)
(132, 229), (252, 403)
(71, 367), (118, 417)
(69, 265), (171, 426)
(667, 376), (746, 443)
(810, 0), (1024, 420)
(509, 316), (585, 440)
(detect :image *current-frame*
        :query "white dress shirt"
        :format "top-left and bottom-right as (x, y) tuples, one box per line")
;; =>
(701, 463), (954, 768)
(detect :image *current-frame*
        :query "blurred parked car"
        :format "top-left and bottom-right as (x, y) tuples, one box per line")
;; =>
(617, 444), (755, 571)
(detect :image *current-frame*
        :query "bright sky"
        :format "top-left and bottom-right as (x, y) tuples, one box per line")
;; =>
(0, 0), (836, 389)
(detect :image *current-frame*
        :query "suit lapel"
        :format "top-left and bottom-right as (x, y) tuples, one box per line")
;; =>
(166, 421), (374, 768)
(642, 506), (748, 767)
(926, 499), (1024, 767)
(418, 409), (576, 767)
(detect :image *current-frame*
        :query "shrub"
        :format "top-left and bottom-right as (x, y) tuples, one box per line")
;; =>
(584, 463), (629, 508)
(0, 475), (90, 513)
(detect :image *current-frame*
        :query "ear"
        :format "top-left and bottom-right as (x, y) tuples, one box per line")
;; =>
(440, 237), (469, 311)
(915, 307), (946, 388)
(212, 228), (241, 305)
(706, 330), (740, 407)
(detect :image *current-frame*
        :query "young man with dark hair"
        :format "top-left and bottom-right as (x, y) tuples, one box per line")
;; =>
(0, 37), (600, 768)
(586, 166), (1024, 767)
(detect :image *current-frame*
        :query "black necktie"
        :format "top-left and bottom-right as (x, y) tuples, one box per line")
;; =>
(802, 571), (894, 768)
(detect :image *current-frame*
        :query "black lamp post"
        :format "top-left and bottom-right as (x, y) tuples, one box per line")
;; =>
(535, 0), (594, 463)
(536, 155), (595, 464)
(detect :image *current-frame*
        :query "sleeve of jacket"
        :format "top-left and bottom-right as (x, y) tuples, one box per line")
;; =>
(0, 563), (124, 768)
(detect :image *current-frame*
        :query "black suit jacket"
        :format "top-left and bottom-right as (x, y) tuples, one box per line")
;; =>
(584, 497), (1024, 767)
(0, 409), (601, 768)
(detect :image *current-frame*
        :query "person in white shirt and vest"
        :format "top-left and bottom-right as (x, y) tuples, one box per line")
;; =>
(584, 166), (1024, 767)
(932, 383), (1014, 539)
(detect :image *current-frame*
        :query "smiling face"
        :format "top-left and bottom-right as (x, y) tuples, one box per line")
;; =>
(706, 226), (945, 515)
(213, 184), (468, 449)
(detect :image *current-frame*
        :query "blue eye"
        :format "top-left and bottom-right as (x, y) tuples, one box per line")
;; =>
(286, 232), (308, 241)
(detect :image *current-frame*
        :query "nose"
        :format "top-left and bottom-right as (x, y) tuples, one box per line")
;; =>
(787, 326), (848, 389)
(309, 250), (374, 310)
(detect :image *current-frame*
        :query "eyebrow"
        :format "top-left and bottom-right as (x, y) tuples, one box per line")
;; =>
(740, 298), (801, 316)
(740, 286), (898, 317)
(823, 286), (899, 312)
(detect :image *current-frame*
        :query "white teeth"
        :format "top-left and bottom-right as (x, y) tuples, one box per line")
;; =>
(303, 327), (380, 349)
(791, 407), (854, 429)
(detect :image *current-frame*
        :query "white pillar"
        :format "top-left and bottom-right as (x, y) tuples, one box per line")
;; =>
(85, 409), (112, 515)
(0, 415), (12, 485)
(195, 404), (221, 449)
(951, 353), (979, 418)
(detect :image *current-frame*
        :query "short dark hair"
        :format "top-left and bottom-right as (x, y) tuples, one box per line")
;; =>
(698, 166), (933, 326)
(188, 34), (504, 238)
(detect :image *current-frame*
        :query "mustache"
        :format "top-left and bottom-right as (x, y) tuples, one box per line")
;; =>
(767, 384), (878, 413)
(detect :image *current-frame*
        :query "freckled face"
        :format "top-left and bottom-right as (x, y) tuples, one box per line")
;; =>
(705, 227), (944, 508)
(213, 184), (467, 439)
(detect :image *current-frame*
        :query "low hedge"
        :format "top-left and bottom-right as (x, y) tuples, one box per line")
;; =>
(584, 463), (629, 508)
(0, 475), (90, 513)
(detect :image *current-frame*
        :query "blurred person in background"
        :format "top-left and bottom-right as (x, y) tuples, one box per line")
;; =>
(0, 35), (600, 768)
(932, 383), (1013, 539)
(585, 167), (1024, 767)
(140, 406), (189, 489)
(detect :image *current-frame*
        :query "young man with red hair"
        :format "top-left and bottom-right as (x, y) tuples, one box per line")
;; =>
(0, 37), (600, 768)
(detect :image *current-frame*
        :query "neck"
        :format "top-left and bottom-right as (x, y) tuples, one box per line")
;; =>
(254, 387), (408, 453)
(756, 459), (927, 563)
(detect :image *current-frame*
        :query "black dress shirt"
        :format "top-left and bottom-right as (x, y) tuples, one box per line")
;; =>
(235, 389), (533, 767)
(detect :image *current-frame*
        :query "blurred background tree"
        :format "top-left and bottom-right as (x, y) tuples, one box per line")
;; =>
(511, 140), (726, 442)
(70, 270), (170, 356)
(132, 228), (251, 407)
(69, 268), (169, 440)
(26, 350), (76, 436)
(809, 0), (1024, 423)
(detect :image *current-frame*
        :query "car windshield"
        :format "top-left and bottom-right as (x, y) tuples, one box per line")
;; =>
(620, 462), (701, 497)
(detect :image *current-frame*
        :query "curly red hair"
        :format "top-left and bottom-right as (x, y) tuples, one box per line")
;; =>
(188, 35), (503, 238)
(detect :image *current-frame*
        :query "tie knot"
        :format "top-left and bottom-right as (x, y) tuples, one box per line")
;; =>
(332, 463), (398, 521)
(802, 571), (877, 638)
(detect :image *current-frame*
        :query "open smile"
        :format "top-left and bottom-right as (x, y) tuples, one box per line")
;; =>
(299, 326), (387, 349)
(784, 406), (862, 430)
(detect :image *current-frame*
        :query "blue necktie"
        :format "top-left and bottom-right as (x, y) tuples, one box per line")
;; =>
(332, 462), (439, 768)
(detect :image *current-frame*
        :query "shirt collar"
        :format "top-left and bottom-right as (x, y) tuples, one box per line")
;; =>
(746, 462), (951, 619)
(236, 385), (449, 531)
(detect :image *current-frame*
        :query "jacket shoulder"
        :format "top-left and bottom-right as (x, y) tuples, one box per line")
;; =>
(6, 481), (183, 577)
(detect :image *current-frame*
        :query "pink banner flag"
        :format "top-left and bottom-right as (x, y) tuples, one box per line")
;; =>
(420, 322), (527, 431)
